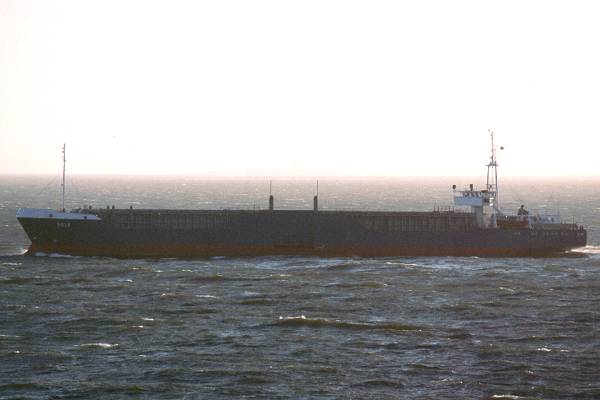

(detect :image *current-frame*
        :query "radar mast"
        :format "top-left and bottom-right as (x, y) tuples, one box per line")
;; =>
(486, 130), (501, 215)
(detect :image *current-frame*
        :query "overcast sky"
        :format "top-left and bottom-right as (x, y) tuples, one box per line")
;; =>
(1, 1), (599, 177)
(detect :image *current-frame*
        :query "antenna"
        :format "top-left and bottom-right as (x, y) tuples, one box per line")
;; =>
(313, 179), (319, 212)
(61, 143), (66, 212)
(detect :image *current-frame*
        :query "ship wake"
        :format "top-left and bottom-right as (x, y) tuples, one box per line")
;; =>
(572, 245), (600, 255)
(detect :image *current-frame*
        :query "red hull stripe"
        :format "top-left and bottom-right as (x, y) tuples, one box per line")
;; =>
(27, 243), (572, 258)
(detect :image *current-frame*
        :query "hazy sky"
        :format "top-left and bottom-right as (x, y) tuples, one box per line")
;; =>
(1, 1), (599, 177)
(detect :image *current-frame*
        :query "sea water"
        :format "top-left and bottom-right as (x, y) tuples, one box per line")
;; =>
(1, 176), (599, 399)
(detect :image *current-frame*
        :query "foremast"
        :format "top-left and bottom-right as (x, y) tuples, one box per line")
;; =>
(61, 143), (66, 212)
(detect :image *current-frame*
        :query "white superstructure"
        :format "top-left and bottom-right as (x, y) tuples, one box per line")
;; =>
(452, 131), (565, 229)
(453, 131), (501, 228)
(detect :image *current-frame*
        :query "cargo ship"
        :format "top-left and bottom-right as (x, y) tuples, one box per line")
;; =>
(16, 134), (587, 257)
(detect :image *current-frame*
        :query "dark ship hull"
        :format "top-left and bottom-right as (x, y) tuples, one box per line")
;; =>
(17, 208), (587, 258)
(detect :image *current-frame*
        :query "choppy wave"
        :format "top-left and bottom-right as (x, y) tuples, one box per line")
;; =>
(324, 262), (361, 271)
(33, 251), (79, 259)
(352, 378), (406, 388)
(277, 315), (424, 332)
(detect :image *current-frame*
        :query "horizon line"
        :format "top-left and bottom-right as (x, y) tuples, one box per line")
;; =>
(1, 172), (600, 180)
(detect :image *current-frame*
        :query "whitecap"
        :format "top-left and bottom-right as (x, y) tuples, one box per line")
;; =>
(0, 334), (21, 339)
(78, 343), (119, 349)
(537, 347), (552, 352)
(279, 315), (306, 321)
(386, 261), (420, 267)
(498, 286), (516, 293)
(241, 291), (261, 297)
(48, 253), (77, 258)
